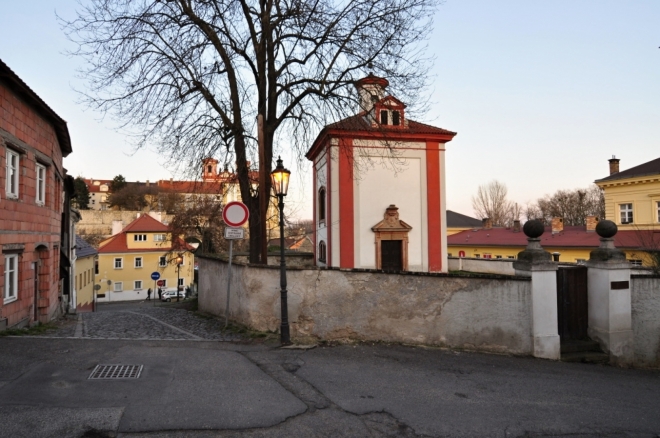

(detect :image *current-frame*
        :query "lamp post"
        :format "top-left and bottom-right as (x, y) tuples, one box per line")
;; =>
(271, 156), (292, 346)
(176, 254), (183, 302)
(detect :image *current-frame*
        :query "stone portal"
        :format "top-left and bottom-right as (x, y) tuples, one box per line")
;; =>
(371, 205), (412, 271)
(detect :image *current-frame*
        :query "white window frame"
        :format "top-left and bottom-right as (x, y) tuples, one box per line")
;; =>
(36, 163), (46, 205)
(114, 282), (123, 292)
(154, 234), (166, 242)
(114, 258), (123, 269)
(134, 280), (142, 290)
(159, 256), (167, 267)
(656, 201), (660, 223)
(134, 234), (147, 242)
(178, 278), (184, 287)
(6, 149), (19, 198)
(620, 203), (633, 224)
(4, 254), (18, 303)
(134, 257), (143, 268)
(160, 279), (167, 288)
(630, 259), (643, 267)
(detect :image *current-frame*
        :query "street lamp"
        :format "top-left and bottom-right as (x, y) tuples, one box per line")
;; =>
(271, 156), (291, 346)
(176, 254), (183, 302)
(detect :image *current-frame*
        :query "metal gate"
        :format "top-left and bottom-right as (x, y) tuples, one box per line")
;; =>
(556, 266), (588, 340)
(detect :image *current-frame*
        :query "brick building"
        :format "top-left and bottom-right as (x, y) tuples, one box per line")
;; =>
(0, 59), (73, 329)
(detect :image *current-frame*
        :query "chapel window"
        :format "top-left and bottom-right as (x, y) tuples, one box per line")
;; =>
(380, 110), (388, 125)
(392, 111), (400, 126)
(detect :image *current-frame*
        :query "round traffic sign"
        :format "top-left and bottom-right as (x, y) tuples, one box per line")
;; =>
(222, 201), (249, 227)
(151, 271), (161, 281)
(157, 280), (165, 287)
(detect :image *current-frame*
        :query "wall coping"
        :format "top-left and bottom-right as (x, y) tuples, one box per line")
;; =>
(197, 253), (531, 281)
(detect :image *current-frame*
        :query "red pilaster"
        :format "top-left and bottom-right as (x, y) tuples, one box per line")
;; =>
(426, 141), (442, 272)
(338, 138), (354, 268)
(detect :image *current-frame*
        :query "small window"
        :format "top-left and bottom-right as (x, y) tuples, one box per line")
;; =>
(496, 255), (503, 259)
(4, 254), (18, 303)
(630, 259), (643, 267)
(447, 253), (453, 257)
(134, 280), (142, 290)
(178, 278), (184, 287)
(114, 282), (123, 292)
(392, 111), (400, 126)
(36, 164), (46, 205)
(656, 201), (660, 223)
(576, 259), (586, 265)
(114, 258), (123, 269)
(318, 187), (326, 224)
(620, 203), (633, 224)
(483, 254), (492, 259)
(318, 240), (327, 263)
(159, 256), (167, 267)
(135, 257), (143, 268)
(507, 256), (515, 259)
(380, 110), (388, 125)
(6, 149), (19, 198)
(208, 165), (213, 173)
(95, 260), (99, 275)
(154, 234), (166, 242)
(134, 234), (147, 242)
(160, 279), (168, 288)
(474, 254), (480, 258)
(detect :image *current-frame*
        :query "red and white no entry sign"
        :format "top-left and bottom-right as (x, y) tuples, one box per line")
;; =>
(222, 201), (249, 227)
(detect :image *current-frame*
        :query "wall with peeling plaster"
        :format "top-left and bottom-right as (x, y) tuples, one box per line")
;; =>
(631, 276), (660, 368)
(198, 255), (533, 355)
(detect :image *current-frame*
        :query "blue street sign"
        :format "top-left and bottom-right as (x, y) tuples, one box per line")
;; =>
(151, 272), (161, 281)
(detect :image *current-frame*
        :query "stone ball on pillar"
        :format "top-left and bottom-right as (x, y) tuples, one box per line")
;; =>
(523, 219), (545, 238)
(596, 219), (617, 238)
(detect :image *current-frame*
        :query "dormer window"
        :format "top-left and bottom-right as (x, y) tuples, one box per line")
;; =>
(392, 111), (400, 126)
(380, 110), (388, 125)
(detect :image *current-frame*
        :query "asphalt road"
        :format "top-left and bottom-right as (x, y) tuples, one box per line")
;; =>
(0, 301), (658, 437)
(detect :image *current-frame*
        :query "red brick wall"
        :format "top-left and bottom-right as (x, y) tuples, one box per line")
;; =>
(0, 80), (66, 327)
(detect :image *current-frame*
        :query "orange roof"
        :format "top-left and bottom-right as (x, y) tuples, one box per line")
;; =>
(122, 214), (169, 233)
(157, 180), (223, 194)
(98, 215), (193, 253)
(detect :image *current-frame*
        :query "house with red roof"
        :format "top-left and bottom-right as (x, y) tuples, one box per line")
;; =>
(306, 75), (456, 272)
(1, 59), (74, 330)
(96, 214), (194, 302)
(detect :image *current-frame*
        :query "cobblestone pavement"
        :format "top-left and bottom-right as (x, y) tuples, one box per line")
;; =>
(31, 300), (247, 341)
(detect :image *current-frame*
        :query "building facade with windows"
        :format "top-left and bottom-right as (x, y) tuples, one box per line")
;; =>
(595, 156), (660, 230)
(96, 214), (194, 301)
(74, 235), (98, 312)
(306, 75), (457, 272)
(0, 59), (73, 329)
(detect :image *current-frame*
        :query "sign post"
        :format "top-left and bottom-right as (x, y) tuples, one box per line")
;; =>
(222, 202), (249, 328)
(151, 272), (161, 306)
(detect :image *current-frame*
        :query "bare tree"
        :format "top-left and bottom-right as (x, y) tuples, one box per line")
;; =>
(472, 180), (515, 227)
(529, 185), (604, 225)
(62, 0), (439, 263)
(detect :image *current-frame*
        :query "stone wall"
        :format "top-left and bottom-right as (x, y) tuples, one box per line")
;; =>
(77, 210), (174, 238)
(448, 257), (516, 275)
(198, 255), (533, 354)
(631, 275), (660, 368)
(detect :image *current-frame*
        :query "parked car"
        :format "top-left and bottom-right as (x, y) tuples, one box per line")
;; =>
(161, 289), (185, 302)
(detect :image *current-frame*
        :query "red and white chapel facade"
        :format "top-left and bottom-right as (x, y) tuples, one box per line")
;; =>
(306, 75), (456, 273)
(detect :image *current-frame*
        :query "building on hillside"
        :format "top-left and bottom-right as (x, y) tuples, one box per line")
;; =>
(447, 215), (659, 267)
(0, 59), (73, 330)
(595, 155), (660, 230)
(446, 210), (483, 235)
(74, 235), (98, 312)
(96, 214), (194, 302)
(306, 74), (456, 272)
(267, 234), (314, 252)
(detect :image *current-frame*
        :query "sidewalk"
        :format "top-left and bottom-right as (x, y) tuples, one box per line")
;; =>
(0, 302), (658, 437)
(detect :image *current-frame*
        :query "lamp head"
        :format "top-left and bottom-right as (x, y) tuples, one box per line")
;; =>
(270, 156), (291, 196)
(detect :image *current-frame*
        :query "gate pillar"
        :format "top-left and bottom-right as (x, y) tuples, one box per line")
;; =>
(585, 220), (633, 366)
(513, 220), (560, 360)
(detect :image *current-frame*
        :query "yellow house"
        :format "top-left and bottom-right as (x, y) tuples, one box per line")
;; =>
(595, 156), (660, 230)
(96, 214), (194, 301)
(74, 235), (98, 312)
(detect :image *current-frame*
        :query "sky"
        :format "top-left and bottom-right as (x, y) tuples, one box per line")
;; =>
(1, 1), (658, 219)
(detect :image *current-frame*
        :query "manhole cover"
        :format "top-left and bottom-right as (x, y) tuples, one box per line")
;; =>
(88, 364), (143, 380)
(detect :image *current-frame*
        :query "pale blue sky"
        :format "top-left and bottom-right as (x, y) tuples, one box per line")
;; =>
(1, 1), (658, 219)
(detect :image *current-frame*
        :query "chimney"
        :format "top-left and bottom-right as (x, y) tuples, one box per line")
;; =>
(608, 155), (620, 175)
(586, 215), (599, 232)
(146, 180), (149, 187)
(482, 218), (492, 230)
(111, 220), (124, 236)
(355, 74), (389, 113)
(551, 217), (564, 234)
(513, 220), (521, 233)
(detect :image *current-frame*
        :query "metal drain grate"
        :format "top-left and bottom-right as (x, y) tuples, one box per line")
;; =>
(88, 364), (143, 380)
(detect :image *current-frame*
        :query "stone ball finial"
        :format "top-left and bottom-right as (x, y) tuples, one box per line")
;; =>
(595, 219), (617, 238)
(523, 219), (545, 238)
